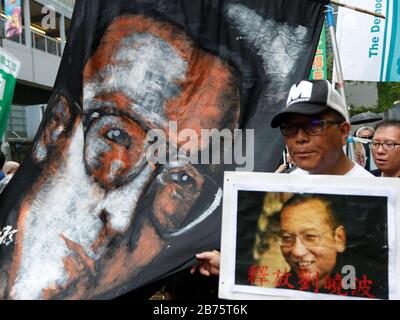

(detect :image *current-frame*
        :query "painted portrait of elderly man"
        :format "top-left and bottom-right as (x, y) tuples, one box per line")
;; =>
(0, 0), (325, 299)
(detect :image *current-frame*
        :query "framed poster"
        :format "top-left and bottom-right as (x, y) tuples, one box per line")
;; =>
(219, 172), (400, 300)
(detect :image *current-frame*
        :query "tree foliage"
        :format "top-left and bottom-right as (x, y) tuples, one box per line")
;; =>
(327, 53), (400, 115)
(377, 82), (400, 112)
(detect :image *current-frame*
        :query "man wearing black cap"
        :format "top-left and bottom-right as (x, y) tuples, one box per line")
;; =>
(190, 81), (373, 282)
(271, 80), (373, 177)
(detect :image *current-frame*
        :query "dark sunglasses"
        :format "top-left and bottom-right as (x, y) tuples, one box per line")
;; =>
(280, 119), (343, 137)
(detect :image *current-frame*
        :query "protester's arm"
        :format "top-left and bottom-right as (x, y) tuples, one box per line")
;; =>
(190, 250), (220, 277)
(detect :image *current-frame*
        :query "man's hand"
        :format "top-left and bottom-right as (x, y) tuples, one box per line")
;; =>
(275, 163), (288, 173)
(190, 250), (220, 277)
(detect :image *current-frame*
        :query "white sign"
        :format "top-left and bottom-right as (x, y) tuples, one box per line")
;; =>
(219, 172), (400, 300)
(336, 0), (400, 82)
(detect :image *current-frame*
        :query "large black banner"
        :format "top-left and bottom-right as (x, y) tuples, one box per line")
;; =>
(0, 0), (325, 299)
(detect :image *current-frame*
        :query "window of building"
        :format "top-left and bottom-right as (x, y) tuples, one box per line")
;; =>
(6, 106), (27, 139)
(64, 17), (70, 41)
(30, 0), (62, 56)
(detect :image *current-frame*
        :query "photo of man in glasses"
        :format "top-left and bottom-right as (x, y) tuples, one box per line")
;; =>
(275, 193), (389, 299)
(233, 191), (388, 299)
(271, 80), (373, 177)
(277, 194), (346, 291)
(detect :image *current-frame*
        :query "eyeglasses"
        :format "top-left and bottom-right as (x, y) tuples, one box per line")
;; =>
(280, 120), (343, 138)
(370, 141), (400, 151)
(278, 229), (335, 248)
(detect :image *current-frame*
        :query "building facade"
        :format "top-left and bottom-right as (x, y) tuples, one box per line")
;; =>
(1, 0), (75, 162)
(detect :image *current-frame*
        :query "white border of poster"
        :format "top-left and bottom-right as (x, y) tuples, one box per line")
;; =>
(219, 172), (400, 300)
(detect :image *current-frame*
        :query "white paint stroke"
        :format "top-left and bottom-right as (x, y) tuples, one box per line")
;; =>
(225, 3), (310, 104)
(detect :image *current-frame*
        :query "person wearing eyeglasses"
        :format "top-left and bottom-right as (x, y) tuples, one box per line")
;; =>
(271, 80), (373, 177)
(370, 120), (400, 177)
(277, 194), (346, 291)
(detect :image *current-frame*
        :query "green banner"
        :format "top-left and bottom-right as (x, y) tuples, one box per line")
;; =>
(310, 26), (327, 80)
(0, 48), (20, 138)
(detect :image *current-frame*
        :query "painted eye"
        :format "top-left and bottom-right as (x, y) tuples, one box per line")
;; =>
(85, 114), (147, 189)
(170, 172), (193, 185)
(105, 128), (132, 148)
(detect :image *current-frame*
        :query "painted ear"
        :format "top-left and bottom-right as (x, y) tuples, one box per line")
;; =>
(32, 95), (72, 163)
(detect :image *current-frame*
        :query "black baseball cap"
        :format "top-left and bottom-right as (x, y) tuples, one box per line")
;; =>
(271, 80), (349, 128)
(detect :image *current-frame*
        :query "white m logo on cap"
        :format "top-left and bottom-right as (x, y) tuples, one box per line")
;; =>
(286, 81), (313, 106)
